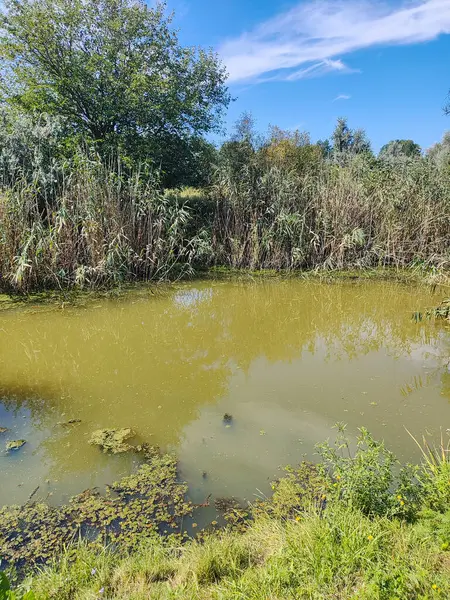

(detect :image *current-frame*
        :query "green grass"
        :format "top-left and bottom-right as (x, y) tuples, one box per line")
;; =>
(4, 429), (450, 600)
(12, 505), (450, 599)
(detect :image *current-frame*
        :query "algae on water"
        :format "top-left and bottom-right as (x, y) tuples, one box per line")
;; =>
(0, 449), (192, 567)
(6, 440), (26, 451)
(88, 428), (135, 454)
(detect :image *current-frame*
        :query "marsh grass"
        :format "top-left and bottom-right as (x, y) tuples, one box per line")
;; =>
(0, 152), (448, 293)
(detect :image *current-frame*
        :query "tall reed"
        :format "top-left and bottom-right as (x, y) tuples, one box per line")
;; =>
(0, 150), (449, 293)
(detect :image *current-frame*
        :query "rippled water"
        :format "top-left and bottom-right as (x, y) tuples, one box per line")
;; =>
(0, 278), (448, 506)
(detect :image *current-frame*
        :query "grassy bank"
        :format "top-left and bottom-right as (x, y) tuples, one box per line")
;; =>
(2, 429), (450, 600)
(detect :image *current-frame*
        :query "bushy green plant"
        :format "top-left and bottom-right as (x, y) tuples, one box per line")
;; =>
(317, 425), (423, 520)
(0, 573), (35, 600)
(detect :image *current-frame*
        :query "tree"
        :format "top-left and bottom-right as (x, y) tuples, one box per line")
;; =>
(427, 131), (450, 169)
(379, 139), (421, 159)
(317, 139), (332, 158)
(331, 117), (372, 158)
(351, 129), (372, 155)
(332, 117), (353, 153)
(0, 0), (230, 185)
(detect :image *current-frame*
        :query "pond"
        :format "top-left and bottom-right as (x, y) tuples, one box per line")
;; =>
(0, 278), (449, 508)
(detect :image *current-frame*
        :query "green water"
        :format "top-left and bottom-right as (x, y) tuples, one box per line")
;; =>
(0, 279), (448, 507)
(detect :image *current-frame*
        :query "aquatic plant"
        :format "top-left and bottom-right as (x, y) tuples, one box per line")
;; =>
(5, 440), (26, 452)
(0, 148), (448, 294)
(0, 450), (192, 568)
(7, 430), (450, 600)
(88, 428), (136, 454)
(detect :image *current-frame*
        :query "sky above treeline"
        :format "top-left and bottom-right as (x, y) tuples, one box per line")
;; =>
(169, 0), (450, 151)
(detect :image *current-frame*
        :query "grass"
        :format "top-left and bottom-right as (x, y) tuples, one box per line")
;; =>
(12, 504), (450, 599)
(3, 429), (450, 600)
(0, 151), (448, 294)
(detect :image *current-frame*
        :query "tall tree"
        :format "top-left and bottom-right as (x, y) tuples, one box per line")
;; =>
(332, 117), (353, 153)
(0, 0), (230, 184)
(379, 139), (421, 159)
(331, 118), (372, 157)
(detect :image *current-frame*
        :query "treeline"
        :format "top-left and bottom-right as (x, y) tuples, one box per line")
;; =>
(0, 0), (448, 292)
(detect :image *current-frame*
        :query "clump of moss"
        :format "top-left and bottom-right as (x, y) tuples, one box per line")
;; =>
(5, 439), (26, 451)
(88, 428), (135, 454)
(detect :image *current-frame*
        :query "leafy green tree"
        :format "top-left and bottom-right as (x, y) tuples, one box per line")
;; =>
(379, 139), (421, 159)
(0, 0), (230, 185)
(317, 139), (332, 158)
(351, 128), (372, 155)
(332, 117), (353, 153)
(331, 118), (372, 158)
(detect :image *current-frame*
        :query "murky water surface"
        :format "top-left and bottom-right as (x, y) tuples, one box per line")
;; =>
(0, 279), (449, 506)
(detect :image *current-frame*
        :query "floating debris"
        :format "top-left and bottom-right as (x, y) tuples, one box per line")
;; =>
(57, 419), (82, 427)
(215, 496), (239, 512)
(0, 427), (9, 434)
(6, 440), (26, 451)
(88, 428), (135, 454)
(223, 413), (233, 424)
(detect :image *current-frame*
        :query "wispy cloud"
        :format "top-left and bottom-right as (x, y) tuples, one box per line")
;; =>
(286, 59), (357, 81)
(334, 94), (352, 101)
(219, 0), (450, 83)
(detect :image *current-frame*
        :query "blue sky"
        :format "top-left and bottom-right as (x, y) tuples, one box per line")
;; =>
(169, 0), (450, 152)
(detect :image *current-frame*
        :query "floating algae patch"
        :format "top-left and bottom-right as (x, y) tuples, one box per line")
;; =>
(0, 450), (193, 568)
(0, 427), (8, 434)
(88, 428), (135, 454)
(5, 439), (26, 451)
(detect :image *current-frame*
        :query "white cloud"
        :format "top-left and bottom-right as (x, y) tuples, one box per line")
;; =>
(219, 0), (450, 83)
(334, 94), (352, 101)
(286, 59), (357, 81)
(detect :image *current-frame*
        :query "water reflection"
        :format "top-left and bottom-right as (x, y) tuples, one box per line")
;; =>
(0, 279), (448, 505)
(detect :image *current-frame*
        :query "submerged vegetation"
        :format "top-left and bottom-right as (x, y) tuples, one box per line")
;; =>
(1, 429), (449, 599)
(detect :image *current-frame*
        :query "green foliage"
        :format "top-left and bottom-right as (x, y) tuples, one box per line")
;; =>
(408, 432), (450, 512)
(379, 139), (422, 159)
(0, 573), (35, 600)
(0, 113), (449, 293)
(427, 131), (450, 171)
(2, 430), (450, 598)
(0, 0), (229, 186)
(317, 425), (423, 520)
(331, 117), (372, 157)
